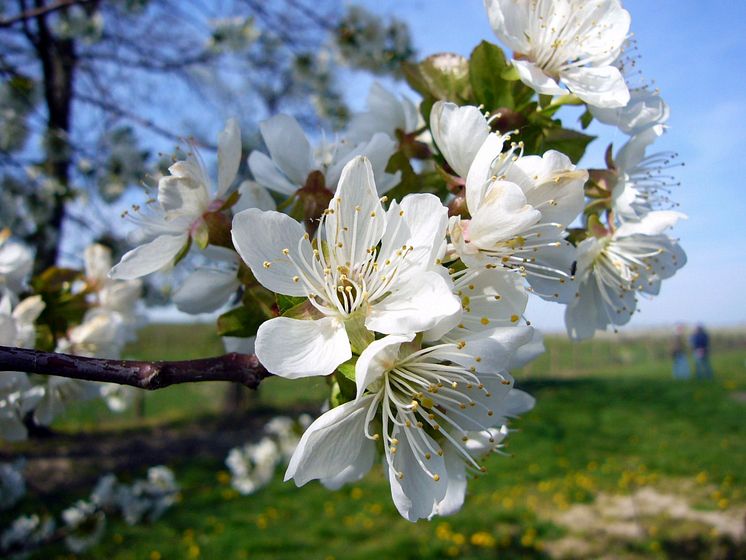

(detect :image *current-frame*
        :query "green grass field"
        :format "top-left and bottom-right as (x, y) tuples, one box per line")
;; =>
(7, 325), (746, 559)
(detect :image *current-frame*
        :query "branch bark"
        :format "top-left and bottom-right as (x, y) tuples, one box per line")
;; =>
(0, 346), (272, 390)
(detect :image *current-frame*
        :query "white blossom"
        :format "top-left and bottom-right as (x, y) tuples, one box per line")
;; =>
(226, 437), (281, 495)
(0, 234), (33, 296)
(172, 246), (241, 315)
(118, 466), (179, 524)
(61, 500), (105, 554)
(484, 0), (631, 108)
(565, 211), (687, 339)
(248, 114), (401, 197)
(110, 119), (242, 280)
(591, 87), (670, 135)
(0, 295), (45, 441)
(347, 82), (421, 144)
(285, 326), (533, 521)
(232, 156), (460, 378)
(430, 102), (586, 302)
(0, 514), (54, 556)
(610, 125), (680, 221)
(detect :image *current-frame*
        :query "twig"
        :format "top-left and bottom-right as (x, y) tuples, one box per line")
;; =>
(0, 0), (93, 28)
(0, 346), (272, 390)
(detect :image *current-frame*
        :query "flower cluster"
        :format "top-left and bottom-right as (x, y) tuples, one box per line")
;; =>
(98, 0), (686, 521)
(225, 414), (312, 495)
(0, 240), (143, 440)
(0, 465), (178, 558)
(0, 0), (687, 525)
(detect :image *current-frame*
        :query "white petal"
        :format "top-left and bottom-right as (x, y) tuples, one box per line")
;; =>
(389, 424), (447, 522)
(84, 244), (112, 283)
(234, 180), (276, 213)
(616, 211), (687, 237)
(508, 151), (587, 226)
(441, 326), (533, 372)
(173, 269), (239, 314)
(325, 156), (386, 268)
(157, 176), (209, 218)
(397, 193), (449, 270)
(464, 133), (508, 212)
(320, 437), (377, 490)
(366, 271), (460, 335)
(430, 101), (491, 178)
(513, 59), (566, 96)
(483, 0), (531, 53)
(524, 240), (578, 303)
(109, 234), (189, 280)
(508, 330), (545, 369)
(217, 118), (241, 197)
(231, 208), (311, 297)
(434, 443), (467, 518)
(468, 181), (541, 249)
(285, 396), (375, 486)
(12, 295), (45, 326)
(355, 334), (413, 400)
(255, 316), (351, 378)
(327, 133), (399, 194)
(248, 151), (298, 196)
(561, 66), (630, 109)
(503, 388), (536, 416)
(259, 114), (315, 185)
(615, 125), (665, 172)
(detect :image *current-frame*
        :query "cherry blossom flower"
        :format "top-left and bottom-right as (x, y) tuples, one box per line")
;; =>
(610, 125), (680, 221)
(232, 156), (460, 378)
(565, 211), (687, 339)
(0, 233), (33, 297)
(591, 87), (670, 135)
(346, 82), (421, 144)
(110, 118), (242, 280)
(431, 102), (586, 302)
(484, 0), (631, 108)
(0, 294), (45, 440)
(248, 114), (401, 197)
(284, 326), (533, 521)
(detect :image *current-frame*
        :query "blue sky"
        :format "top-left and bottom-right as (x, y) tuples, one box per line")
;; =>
(353, 0), (746, 332)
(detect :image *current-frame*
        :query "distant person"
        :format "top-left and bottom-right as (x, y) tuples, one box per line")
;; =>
(671, 325), (691, 380)
(691, 324), (714, 379)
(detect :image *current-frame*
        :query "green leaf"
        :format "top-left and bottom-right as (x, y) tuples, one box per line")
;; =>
(540, 128), (595, 164)
(35, 324), (55, 352)
(469, 41), (514, 109)
(580, 109), (593, 129)
(217, 305), (265, 337)
(334, 369), (357, 401)
(31, 267), (81, 293)
(276, 294), (307, 314)
(336, 357), (358, 382)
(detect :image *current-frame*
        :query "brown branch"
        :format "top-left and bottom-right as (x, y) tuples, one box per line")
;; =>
(0, 0), (93, 28)
(0, 346), (272, 390)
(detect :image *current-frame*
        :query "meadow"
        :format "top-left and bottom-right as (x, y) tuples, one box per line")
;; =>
(5, 324), (746, 559)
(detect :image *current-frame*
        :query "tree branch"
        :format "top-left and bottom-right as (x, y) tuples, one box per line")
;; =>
(0, 0), (93, 28)
(0, 346), (272, 390)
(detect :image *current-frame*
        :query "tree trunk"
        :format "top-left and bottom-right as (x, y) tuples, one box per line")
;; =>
(27, 0), (78, 272)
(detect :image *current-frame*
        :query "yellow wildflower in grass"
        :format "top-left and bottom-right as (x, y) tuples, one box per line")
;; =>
(470, 531), (496, 548)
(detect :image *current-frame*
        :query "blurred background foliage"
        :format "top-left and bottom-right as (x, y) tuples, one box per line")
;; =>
(0, 0), (415, 274)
